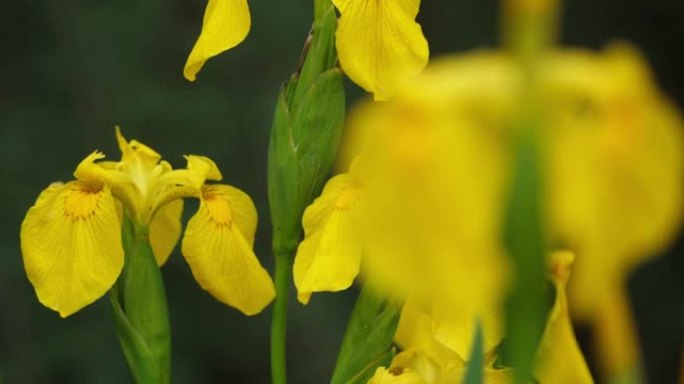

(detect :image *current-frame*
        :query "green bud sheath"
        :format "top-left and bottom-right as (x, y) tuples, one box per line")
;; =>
(110, 216), (171, 384)
(331, 286), (401, 384)
(268, 0), (344, 251)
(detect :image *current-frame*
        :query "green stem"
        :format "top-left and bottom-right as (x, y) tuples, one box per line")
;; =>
(110, 217), (171, 384)
(270, 247), (295, 384)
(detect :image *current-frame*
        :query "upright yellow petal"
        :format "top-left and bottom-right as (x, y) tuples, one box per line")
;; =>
(333, 0), (429, 100)
(20, 181), (124, 317)
(148, 199), (184, 266)
(534, 251), (594, 384)
(183, 0), (251, 81)
(293, 173), (362, 304)
(181, 184), (274, 315)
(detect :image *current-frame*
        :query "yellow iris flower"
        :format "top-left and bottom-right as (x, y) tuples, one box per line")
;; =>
(332, 0), (430, 100)
(183, 0), (251, 81)
(20, 128), (274, 317)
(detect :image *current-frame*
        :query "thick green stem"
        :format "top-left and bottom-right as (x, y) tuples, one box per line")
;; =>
(270, 246), (296, 384)
(110, 217), (171, 384)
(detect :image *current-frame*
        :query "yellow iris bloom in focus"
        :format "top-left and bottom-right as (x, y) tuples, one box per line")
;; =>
(332, 0), (430, 100)
(183, 0), (251, 81)
(20, 128), (274, 317)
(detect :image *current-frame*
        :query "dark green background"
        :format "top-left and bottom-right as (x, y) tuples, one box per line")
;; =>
(1, 0), (682, 382)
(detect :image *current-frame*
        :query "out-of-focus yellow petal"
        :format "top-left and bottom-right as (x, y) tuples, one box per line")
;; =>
(181, 184), (274, 315)
(333, 0), (429, 100)
(373, 347), (511, 384)
(368, 365), (427, 384)
(438, 366), (513, 384)
(594, 289), (642, 382)
(395, 300), (465, 367)
(149, 199), (184, 266)
(534, 251), (593, 384)
(431, 304), (503, 363)
(183, 0), (251, 81)
(20, 181), (124, 317)
(293, 172), (362, 304)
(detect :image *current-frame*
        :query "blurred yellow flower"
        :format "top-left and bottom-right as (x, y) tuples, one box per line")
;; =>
(332, 0), (429, 100)
(371, 251), (591, 384)
(20, 128), (274, 317)
(183, 0), (251, 81)
(303, 43), (681, 379)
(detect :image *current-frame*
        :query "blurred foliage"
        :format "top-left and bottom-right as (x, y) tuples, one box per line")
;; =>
(0, 0), (682, 382)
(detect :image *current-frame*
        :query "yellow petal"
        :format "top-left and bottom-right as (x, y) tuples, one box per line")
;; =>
(20, 181), (124, 317)
(367, 365), (427, 384)
(181, 184), (274, 315)
(115, 126), (162, 170)
(149, 199), (184, 266)
(395, 300), (465, 367)
(293, 173), (362, 304)
(333, 0), (429, 100)
(183, 0), (251, 81)
(150, 155), (225, 218)
(594, 289), (642, 382)
(534, 251), (594, 384)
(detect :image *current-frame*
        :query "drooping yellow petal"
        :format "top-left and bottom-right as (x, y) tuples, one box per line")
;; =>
(183, 0), (251, 81)
(333, 0), (429, 100)
(181, 184), (274, 315)
(534, 251), (594, 384)
(20, 181), (124, 317)
(293, 172), (362, 304)
(149, 199), (184, 266)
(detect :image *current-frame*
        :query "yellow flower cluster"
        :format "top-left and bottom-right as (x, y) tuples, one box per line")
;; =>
(20, 128), (275, 317)
(183, 0), (429, 100)
(294, 44), (683, 382)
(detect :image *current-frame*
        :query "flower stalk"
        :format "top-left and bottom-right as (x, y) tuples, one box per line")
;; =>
(267, 0), (345, 382)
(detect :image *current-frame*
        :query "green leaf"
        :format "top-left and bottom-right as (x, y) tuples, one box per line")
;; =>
(463, 321), (485, 384)
(503, 126), (547, 384)
(330, 286), (401, 384)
